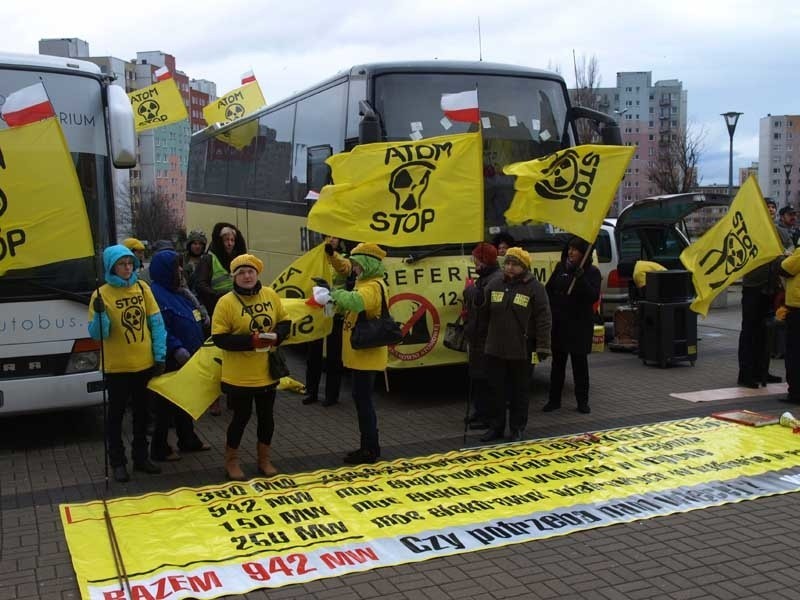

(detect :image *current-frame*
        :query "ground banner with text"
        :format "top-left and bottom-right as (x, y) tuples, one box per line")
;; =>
(61, 418), (800, 600)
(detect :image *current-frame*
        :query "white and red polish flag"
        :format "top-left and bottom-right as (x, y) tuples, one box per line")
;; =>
(440, 89), (480, 123)
(1, 82), (55, 127)
(241, 70), (256, 85)
(154, 66), (171, 82)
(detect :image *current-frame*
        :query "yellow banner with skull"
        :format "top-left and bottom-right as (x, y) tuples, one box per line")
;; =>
(203, 81), (266, 127)
(680, 176), (784, 317)
(503, 145), (634, 243)
(128, 79), (188, 132)
(308, 131), (484, 246)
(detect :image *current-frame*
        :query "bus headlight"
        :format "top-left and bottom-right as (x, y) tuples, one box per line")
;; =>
(66, 350), (100, 374)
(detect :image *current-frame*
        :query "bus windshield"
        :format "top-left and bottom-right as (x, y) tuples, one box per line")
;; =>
(0, 69), (111, 301)
(374, 72), (572, 241)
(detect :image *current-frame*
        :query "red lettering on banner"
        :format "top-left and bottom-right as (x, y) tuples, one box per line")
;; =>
(187, 571), (222, 592)
(320, 546), (379, 569)
(105, 571), (223, 600)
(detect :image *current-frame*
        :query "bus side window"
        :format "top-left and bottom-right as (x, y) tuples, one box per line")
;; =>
(307, 145), (333, 194)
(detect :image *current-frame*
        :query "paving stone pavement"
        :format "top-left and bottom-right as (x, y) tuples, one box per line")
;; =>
(1, 287), (799, 599)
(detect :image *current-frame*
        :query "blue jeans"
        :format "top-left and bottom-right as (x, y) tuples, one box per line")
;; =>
(351, 370), (379, 453)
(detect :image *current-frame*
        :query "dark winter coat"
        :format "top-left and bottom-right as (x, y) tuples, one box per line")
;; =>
(150, 251), (206, 368)
(545, 248), (602, 355)
(195, 222), (247, 315)
(483, 271), (551, 361)
(462, 265), (502, 378)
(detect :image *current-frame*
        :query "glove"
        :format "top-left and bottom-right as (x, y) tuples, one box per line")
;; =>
(465, 278), (475, 288)
(574, 267), (584, 279)
(251, 332), (276, 349)
(537, 351), (550, 361)
(324, 243), (335, 256)
(174, 347), (191, 366)
(151, 362), (166, 377)
(306, 286), (332, 308)
(93, 296), (105, 313)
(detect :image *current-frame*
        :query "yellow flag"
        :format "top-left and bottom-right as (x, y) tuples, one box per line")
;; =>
(0, 118), (93, 276)
(270, 242), (333, 298)
(128, 79), (188, 132)
(308, 131), (484, 246)
(504, 145), (634, 242)
(680, 176), (784, 317)
(214, 118), (258, 150)
(202, 81), (266, 126)
(282, 298), (333, 343)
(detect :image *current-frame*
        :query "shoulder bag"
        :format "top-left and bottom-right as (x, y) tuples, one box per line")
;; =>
(350, 283), (404, 349)
(443, 313), (468, 352)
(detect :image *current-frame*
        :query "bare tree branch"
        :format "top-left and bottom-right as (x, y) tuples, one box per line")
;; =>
(131, 187), (186, 245)
(569, 53), (602, 144)
(647, 122), (706, 194)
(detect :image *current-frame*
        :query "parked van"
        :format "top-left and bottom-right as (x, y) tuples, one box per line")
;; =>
(597, 192), (730, 319)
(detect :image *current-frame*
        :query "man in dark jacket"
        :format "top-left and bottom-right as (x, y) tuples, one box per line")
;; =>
(543, 237), (602, 414)
(480, 247), (551, 443)
(148, 250), (211, 460)
(463, 242), (503, 429)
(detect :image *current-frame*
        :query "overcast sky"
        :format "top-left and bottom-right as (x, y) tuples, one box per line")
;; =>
(6, 0), (799, 184)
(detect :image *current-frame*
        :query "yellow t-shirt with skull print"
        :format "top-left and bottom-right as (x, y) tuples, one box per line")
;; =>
(212, 287), (289, 388)
(88, 282), (160, 373)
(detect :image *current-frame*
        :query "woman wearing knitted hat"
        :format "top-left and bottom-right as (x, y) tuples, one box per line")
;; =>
(211, 254), (291, 480)
(329, 242), (390, 464)
(543, 236), (602, 414)
(462, 242), (503, 429)
(480, 247), (552, 443)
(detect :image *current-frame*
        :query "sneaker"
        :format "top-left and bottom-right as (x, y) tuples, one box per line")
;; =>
(113, 465), (130, 483)
(343, 448), (378, 465)
(302, 395), (318, 405)
(133, 460), (162, 475)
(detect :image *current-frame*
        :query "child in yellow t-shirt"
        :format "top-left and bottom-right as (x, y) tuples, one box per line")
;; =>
(88, 244), (166, 483)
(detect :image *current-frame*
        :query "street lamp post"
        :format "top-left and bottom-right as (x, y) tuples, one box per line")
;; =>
(613, 108), (630, 215)
(722, 111), (743, 199)
(784, 163), (793, 208)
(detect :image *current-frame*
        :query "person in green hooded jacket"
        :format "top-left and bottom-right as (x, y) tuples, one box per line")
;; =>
(329, 243), (389, 465)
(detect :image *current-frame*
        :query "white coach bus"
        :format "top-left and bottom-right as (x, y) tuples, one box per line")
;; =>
(0, 52), (136, 415)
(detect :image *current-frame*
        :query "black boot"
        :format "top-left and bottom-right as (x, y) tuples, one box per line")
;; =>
(542, 400), (561, 412)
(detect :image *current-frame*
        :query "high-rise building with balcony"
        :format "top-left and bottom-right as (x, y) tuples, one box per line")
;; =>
(574, 71), (688, 214)
(758, 115), (800, 208)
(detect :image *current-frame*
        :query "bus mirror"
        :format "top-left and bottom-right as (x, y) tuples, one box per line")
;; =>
(358, 100), (381, 144)
(601, 122), (622, 146)
(107, 85), (137, 168)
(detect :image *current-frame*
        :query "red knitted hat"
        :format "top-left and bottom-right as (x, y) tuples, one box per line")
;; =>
(471, 242), (498, 266)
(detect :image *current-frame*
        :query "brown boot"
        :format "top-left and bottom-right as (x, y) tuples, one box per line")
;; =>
(257, 442), (278, 477)
(224, 445), (246, 481)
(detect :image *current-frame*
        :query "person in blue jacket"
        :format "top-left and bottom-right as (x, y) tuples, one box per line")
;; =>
(148, 250), (212, 461)
(88, 245), (167, 482)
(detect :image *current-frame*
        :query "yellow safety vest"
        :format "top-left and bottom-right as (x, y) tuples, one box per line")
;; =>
(210, 253), (233, 294)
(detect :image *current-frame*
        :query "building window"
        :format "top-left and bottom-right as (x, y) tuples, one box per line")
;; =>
(775, 133), (782, 139)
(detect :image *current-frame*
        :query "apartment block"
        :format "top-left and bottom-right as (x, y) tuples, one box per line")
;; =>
(758, 115), (800, 207)
(575, 71), (688, 214)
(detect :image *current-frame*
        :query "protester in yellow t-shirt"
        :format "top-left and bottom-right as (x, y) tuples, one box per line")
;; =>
(211, 254), (290, 480)
(88, 244), (166, 483)
(329, 242), (390, 465)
